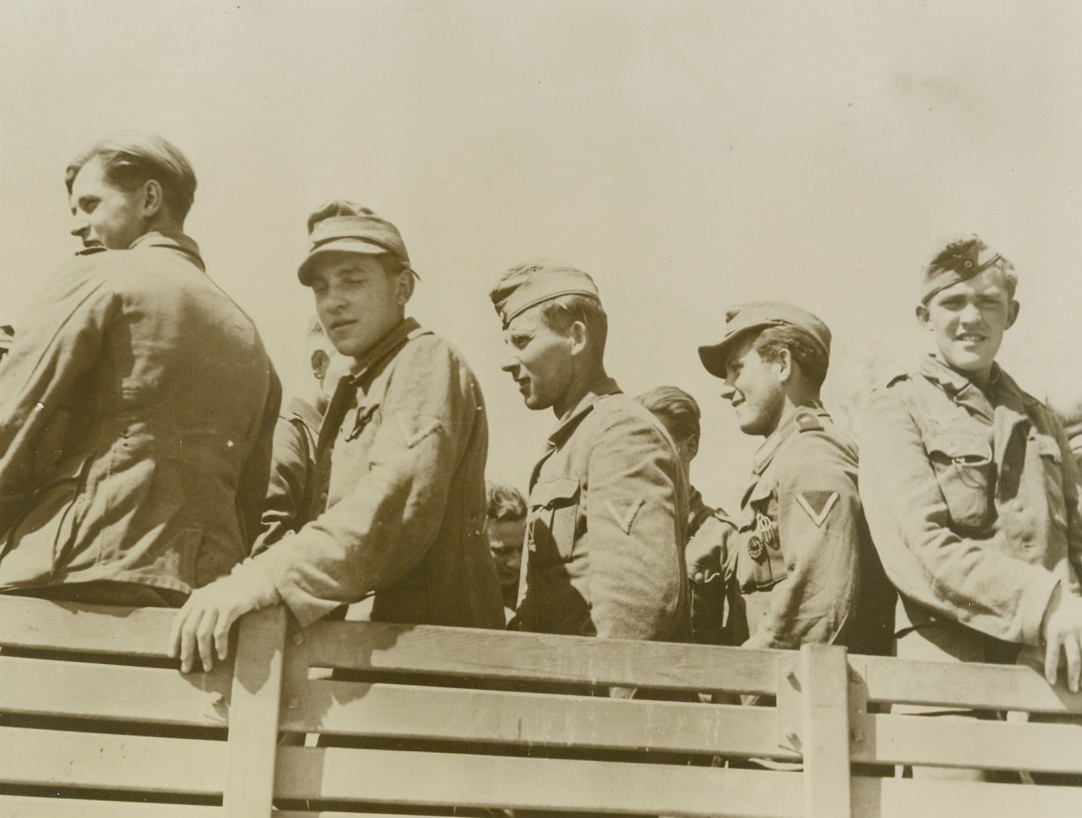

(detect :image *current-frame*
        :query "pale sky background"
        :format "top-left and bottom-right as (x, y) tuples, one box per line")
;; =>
(2, 1), (1081, 509)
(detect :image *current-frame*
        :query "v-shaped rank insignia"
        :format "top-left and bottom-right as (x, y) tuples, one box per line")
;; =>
(795, 491), (839, 528)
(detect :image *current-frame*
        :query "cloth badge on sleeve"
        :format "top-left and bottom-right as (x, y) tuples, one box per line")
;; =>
(606, 498), (645, 534)
(795, 491), (839, 527)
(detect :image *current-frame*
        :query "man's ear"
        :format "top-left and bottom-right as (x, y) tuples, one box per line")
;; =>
(311, 348), (329, 381)
(142, 179), (164, 218)
(396, 269), (415, 306)
(567, 320), (589, 357)
(1006, 299), (1020, 330)
(684, 432), (700, 461)
(775, 347), (793, 383)
(915, 302), (932, 331)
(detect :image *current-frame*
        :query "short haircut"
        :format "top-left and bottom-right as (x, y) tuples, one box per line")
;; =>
(65, 132), (197, 221)
(539, 294), (609, 356)
(487, 481), (527, 521)
(637, 386), (701, 443)
(753, 325), (829, 392)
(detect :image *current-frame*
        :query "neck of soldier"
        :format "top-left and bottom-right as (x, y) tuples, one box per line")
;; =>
(130, 212), (185, 246)
(554, 359), (608, 421)
(767, 386), (821, 437)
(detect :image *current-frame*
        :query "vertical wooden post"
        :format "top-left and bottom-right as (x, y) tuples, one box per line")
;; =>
(223, 606), (287, 817)
(800, 643), (852, 818)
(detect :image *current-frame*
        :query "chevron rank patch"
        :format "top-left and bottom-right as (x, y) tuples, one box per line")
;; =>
(795, 491), (839, 527)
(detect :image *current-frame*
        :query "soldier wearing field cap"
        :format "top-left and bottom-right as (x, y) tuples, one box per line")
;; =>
(173, 202), (504, 672)
(859, 236), (1082, 778)
(699, 303), (892, 659)
(491, 262), (691, 648)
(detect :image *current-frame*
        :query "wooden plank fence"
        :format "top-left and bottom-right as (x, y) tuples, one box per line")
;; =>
(0, 596), (1080, 817)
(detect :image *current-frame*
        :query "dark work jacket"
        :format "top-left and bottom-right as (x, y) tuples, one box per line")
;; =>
(0, 232), (280, 596)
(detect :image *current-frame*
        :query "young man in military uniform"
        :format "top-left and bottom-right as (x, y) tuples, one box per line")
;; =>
(490, 262), (691, 648)
(699, 303), (891, 657)
(172, 202), (504, 672)
(859, 235), (1082, 780)
(0, 132), (280, 608)
(638, 386), (747, 647)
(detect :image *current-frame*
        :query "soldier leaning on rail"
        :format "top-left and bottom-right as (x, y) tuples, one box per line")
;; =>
(858, 235), (1082, 780)
(172, 202), (505, 673)
(0, 132), (280, 608)
(490, 262), (691, 652)
(637, 386), (748, 648)
(698, 303), (894, 665)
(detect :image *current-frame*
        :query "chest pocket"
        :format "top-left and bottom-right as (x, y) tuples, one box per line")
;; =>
(1034, 432), (1067, 529)
(925, 432), (996, 531)
(527, 477), (582, 567)
(735, 480), (785, 592)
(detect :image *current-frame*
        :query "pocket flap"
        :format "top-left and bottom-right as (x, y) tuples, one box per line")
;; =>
(531, 477), (581, 509)
(925, 432), (993, 465)
(1035, 433), (1062, 463)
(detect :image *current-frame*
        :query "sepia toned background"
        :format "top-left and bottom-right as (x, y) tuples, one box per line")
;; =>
(2, 0), (1081, 509)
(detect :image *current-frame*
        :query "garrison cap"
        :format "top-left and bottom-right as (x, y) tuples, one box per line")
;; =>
(698, 301), (831, 378)
(489, 261), (601, 329)
(921, 235), (1013, 304)
(298, 201), (416, 285)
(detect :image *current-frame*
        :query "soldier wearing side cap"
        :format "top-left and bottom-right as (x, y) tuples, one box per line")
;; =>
(699, 303), (892, 660)
(172, 202), (504, 673)
(490, 262), (691, 648)
(858, 236), (1082, 779)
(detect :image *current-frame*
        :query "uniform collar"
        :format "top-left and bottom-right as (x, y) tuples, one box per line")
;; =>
(546, 375), (621, 449)
(285, 395), (323, 432)
(918, 354), (1036, 418)
(350, 317), (422, 381)
(752, 405), (830, 476)
(127, 230), (205, 271)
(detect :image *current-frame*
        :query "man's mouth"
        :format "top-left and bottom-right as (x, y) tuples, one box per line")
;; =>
(956, 332), (986, 342)
(329, 320), (356, 331)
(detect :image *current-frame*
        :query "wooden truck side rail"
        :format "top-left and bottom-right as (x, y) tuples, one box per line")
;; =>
(1, 596), (1081, 817)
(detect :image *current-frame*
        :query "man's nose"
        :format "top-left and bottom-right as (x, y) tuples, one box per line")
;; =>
(501, 355), (518, 374)
(719, 382), (736, 401)
(958, 302), (982, 324)
(70, 214), (89, 237)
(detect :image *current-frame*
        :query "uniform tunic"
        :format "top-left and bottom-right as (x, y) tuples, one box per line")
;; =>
(684, 487), (746, 646)
(514, 376), (691, 642)
(735, 406), (889, 653)
(860, 355), (1082, 665)
(0, 232), (280, 598)
(256, 318), (505, 629)
(252, 396), (322, 556)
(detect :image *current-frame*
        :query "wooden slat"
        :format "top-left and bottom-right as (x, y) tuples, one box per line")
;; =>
(280, 679), (798, 759)
(223, 606), (286, 818)
(0, 726), (225, 794)
(275, 746), (803, 817)
(799, 644), (851, 818)
(0, 597), (176, 657)
(856, 655), (1082, 715)
(0, 795), (220, 817)
(0, 655), (231, 727)
(851, 775), (1082, 818)
(305, 620), (778, 694)
(852, 711), (1082, 774)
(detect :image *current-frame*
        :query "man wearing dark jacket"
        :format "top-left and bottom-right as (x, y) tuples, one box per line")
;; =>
(0, 132), (280, 606)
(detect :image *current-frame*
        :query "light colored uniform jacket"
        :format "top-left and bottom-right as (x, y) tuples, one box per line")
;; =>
(514, 377), (691, 642)
(860, 355), (1082, 662)
(0, 232), (280, 596)
(257, 319), (505, 629)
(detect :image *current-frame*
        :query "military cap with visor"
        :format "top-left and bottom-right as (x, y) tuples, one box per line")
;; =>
(298, 201), (417, 285)
(698, 301), (832, 378)
(489, 261), (601, 329)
